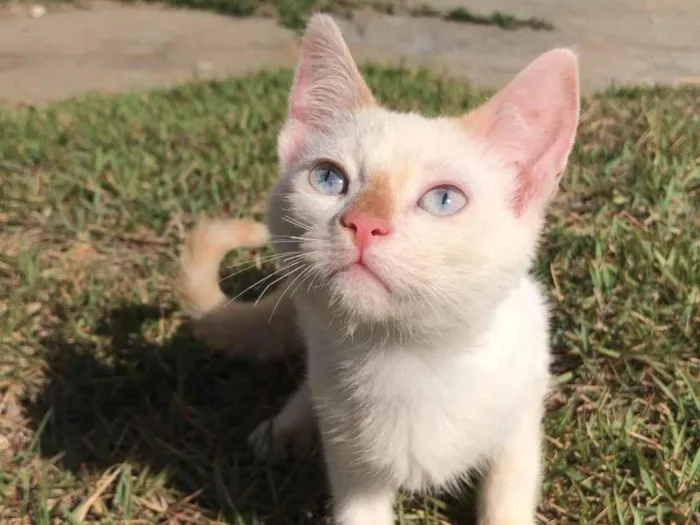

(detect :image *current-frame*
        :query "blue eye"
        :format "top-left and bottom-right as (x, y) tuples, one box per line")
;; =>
(418, 185), (467, 216)
(309, 164), (348, 196)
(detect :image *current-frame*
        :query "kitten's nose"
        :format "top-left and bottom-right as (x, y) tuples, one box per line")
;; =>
(340, 211), (392, 251)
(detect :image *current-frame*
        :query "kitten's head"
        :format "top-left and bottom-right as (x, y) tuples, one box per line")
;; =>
(267, 14), (579, 328)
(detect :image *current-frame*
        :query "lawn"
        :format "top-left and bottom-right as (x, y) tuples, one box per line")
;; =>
(0, 67), (698, 524)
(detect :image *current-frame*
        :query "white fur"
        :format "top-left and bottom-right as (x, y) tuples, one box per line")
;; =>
(261, 266), (550, 525)
(261, 101), (566, 524)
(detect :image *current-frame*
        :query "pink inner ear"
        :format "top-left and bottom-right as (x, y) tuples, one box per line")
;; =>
(289, 62), (308, 123)
(464, 49), (580, 215)
(277, 14), (375, 167)
(278, 60), (310, 165)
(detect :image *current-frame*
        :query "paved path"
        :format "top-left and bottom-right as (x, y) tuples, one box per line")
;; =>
(1, 0), (699, 103)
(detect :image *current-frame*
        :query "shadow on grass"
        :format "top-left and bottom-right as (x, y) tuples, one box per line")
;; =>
(24, 267), (329, 522)
(23, 269), (479, 523)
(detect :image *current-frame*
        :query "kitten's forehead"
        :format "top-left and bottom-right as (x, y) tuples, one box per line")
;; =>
(350, 108), (512, 198)
(349, 109), (476, 176)
(354, 109), (445, 160)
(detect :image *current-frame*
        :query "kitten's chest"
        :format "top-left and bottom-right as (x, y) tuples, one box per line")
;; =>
(308, 342), (521, 491)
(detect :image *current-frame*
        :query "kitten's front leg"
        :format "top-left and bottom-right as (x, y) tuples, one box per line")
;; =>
(478, 403), (543, 525)
(321, 432), (396, 525)
(248, 379), (317, 461)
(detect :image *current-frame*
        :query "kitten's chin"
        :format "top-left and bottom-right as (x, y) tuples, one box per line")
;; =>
(329, 264), (396, 321)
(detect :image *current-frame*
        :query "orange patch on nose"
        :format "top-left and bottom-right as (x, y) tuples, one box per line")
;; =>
(346, 171), (394, 222)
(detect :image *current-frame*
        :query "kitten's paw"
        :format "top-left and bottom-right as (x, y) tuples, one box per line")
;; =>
(248, 417), (315, 462)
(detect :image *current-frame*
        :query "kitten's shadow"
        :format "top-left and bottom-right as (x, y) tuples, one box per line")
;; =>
(24, 268), (329, 523)
(24, 268), (478, 524)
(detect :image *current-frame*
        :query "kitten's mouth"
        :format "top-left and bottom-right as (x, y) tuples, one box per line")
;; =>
(334, 261), (391, 292)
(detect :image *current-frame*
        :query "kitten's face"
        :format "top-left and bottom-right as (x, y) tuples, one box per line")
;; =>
(269, 110), (537, 323)
(266, 15), (579, 327)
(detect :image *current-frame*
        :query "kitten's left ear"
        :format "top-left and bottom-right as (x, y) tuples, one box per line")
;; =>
(278, 14), (375, 166)
(463, 49), (580, 215)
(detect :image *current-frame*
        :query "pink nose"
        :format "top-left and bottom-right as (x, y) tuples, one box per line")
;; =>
(340, 211), (392, 251)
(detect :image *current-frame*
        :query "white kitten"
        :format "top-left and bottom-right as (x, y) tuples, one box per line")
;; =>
(177, 13), (580, 525)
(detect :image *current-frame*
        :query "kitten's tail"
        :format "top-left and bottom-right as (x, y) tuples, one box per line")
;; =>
(177, 217), (269, 319)
(176, 217), (300, 360)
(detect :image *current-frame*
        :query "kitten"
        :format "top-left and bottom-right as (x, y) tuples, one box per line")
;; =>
(177, 13), (580, 525)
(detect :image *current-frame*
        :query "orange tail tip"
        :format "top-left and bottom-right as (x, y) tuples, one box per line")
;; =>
(176, 218), (269, 319)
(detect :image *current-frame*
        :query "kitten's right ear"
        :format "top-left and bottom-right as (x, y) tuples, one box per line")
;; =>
(277, 14), (375, 166)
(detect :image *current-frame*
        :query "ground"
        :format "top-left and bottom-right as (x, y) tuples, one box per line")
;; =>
(1, 0), (700, 102)
(0, 1), (699, 524)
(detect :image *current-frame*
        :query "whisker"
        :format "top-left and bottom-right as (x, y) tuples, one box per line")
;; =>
(282, 215), (311, 231)
(282, 211), (313, 227)
(225, 261), (305, 306)
(222, 250), (295, 272)
(416, 285), (445, 319)
(266, 239), (315, 245)
(252, 262), (307, 307)
(423, 283), (461, 318)
(219, 252), (305, 284)
(290, 267), (318, 298)
(270, 235), (323, 243)
(218, 260), (269, 284)
(306, 270), (324, 293)
(268, 265), (314, 323)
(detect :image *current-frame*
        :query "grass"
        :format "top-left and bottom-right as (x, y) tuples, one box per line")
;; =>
(1, 0), (554, 32)
(0, 67), (698, 524)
